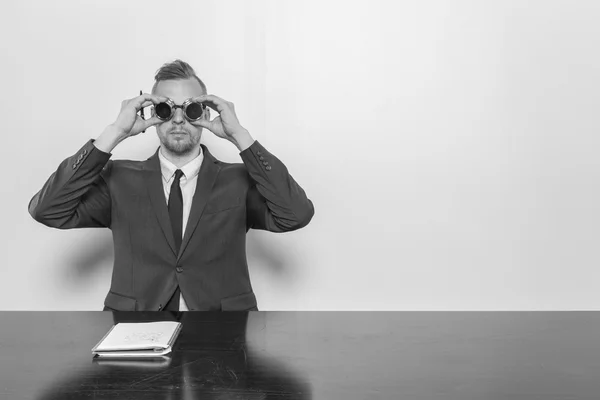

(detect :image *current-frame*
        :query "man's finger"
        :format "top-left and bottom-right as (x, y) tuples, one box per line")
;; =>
(191, 119), (210, 130)
(137, 100), (155, 118)
(194, 94), (229, 114)
(143, 116), (163, 129)
(133, 93), (168, 110)
(139, 100), (155, 109)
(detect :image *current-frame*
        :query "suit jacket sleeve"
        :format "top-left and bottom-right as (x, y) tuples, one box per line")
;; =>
(241, 140), (315, 232)
(28, 139), (113, 229)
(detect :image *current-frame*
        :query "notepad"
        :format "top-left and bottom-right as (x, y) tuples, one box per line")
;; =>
(92, 321), (182, 358)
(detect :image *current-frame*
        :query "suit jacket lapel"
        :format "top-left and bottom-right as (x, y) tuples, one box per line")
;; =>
(143, 145), (221, 260)
(178, 144), (221, 259)
(143, 149), (178, 256)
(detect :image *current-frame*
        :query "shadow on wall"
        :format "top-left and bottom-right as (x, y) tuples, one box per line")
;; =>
(60, 229), (295, 283)
(62, 230), (114, 281)
(246, 231), (291, 277)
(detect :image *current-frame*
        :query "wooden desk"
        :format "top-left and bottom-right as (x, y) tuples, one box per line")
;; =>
(0, 311), (599, 399)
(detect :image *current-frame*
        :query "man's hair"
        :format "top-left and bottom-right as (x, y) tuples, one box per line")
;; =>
(151, 59), (207, 94)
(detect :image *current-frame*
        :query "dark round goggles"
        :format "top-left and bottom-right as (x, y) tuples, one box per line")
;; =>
(153, 98), (206, 121)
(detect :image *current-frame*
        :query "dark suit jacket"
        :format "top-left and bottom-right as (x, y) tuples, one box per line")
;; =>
(28, 139), (314, 311)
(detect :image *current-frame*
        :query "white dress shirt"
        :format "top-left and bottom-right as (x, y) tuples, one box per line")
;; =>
(158, 147), (204, 311)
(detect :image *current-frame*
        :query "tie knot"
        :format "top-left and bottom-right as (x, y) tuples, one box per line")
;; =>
(174, 169), (184, 182)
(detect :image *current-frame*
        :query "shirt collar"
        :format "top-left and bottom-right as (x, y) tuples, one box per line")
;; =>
(158, 146), (204, 182)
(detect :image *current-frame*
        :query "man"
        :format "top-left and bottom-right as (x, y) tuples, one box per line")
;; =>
(29, 60), (314, 311)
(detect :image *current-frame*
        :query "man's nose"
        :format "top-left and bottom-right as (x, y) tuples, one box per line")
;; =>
(172, 107), (185, 124)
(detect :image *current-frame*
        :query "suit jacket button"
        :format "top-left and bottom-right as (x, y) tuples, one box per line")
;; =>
(158, 304), (163, 310)
(176, 267), (183, 273)
(265, 165), (272, 171)
(72, 164), (77, 169)
(262, 161), (269, 165)
(259, 155), (265, 160)
(83, 149), (87, 155)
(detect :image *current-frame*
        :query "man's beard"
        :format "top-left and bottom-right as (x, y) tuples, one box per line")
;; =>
(161, 130), (200, 155)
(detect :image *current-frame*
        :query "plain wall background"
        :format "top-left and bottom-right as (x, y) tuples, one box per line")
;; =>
(2, 0), (600, 310)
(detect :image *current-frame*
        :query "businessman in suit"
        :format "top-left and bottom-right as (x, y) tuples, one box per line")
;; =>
(29, 60), (314, 312)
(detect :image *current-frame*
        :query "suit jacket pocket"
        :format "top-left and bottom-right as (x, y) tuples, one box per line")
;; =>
(221, 291), (258, 311)
(203, 196), (244, 215)
(104, 291), (137, 311)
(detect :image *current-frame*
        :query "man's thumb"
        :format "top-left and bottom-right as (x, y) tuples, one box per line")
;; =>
(193, 119), (210, 130)
(144, 116), (162, 129)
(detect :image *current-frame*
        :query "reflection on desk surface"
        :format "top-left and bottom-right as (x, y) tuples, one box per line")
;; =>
(32, 312), (310, 400)
(2, 311), (600, 399)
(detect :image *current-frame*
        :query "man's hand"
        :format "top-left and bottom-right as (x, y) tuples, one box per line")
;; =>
(94, 93), (168, 153)
(190, 95), (255, 151)
(111, 93), (168, 138)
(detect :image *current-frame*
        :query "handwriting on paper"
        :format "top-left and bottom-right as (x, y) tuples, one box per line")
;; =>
(124, 331), (164, 343)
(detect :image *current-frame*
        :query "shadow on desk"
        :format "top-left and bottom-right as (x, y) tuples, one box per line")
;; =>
(36, 311), (312, 400)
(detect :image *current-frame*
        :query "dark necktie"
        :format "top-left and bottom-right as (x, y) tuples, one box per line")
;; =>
(169, 169), (184, 252)
(165, 169), (184, 311)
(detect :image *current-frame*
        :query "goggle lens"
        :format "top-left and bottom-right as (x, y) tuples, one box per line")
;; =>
(185, 102), (204, 120)
(155, 102), (173, 120)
